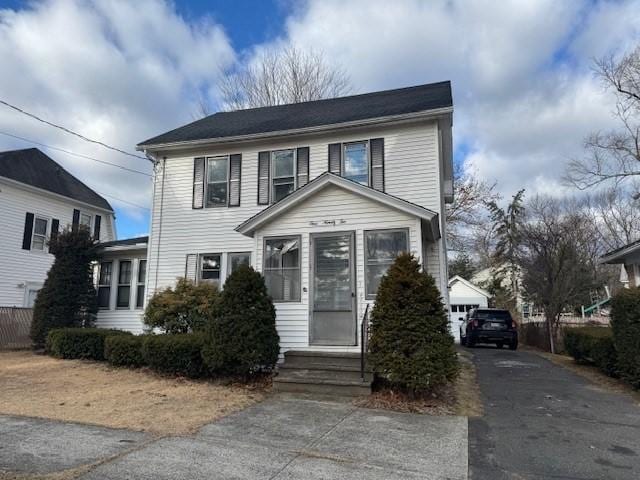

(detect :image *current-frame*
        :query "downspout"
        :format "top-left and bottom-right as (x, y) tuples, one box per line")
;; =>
(154, 156), (166, 293)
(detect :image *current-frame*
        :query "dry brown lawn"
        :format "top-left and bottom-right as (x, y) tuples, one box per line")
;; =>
(0, 351), (266, 435)
(354, 349), (483, 416)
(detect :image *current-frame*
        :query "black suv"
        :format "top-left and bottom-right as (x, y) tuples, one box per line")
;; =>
(460, 308), (518, 350)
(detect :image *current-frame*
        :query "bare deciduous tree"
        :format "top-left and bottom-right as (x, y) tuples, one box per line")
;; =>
(566, 47), (640, 191)
(446, 164), (500, 253)
(214, 46), (351, 112)
(519, 197), (600, 353)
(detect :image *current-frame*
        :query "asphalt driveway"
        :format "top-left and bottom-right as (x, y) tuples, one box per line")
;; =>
(469, 347), (640, 480)
(1, 396), (468, 479)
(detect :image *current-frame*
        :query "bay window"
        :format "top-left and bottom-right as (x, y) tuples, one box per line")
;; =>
(364, 229), (409, 298)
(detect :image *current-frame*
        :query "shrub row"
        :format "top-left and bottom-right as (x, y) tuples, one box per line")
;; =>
(611, 288), (640, 389)
(564, 327), (617, 376)
(47, 328), (207, 378)
(46, 328), (131, 360)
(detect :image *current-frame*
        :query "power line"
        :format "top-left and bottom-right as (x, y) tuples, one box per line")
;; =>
(0, 130), (152, 177)
(0, 99), (151, 162)
(95, 190), (150, 211)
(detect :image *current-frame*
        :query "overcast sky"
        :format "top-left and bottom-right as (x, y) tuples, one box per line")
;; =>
(0, 0), (639, 238)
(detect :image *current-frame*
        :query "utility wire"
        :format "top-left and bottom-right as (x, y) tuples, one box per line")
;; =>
(95, 190), (150, 211)
(0, 99), (151, 162)
(0, 130), (152, 177)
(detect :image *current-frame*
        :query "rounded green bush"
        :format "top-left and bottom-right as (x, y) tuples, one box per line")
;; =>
(46, 328), (131, 360)
(141, 333), (205, 378)
(105, 335), (145, 367)
(202, 265), (279, 376)
(564, 327), (617, 376)
(368, 253), (459, 393)
(611, 288), (640, 389)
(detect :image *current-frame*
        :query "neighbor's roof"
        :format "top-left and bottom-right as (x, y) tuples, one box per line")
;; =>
(99, 236), (148, 248)
(0, 148), (113, 211)
(235, 172), (440, 239)
(448, 275), (491, 299)
(138, 81), (452, 148)
(600, 239), (640, 264)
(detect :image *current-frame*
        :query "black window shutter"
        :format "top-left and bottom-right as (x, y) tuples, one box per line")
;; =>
(193, 157), (205, 209)
(296, 147), (310, 188)
(72, 209), (80, 232)
(370, 138), (385, 191)
(94, 215), (101, 240)
(22, 212), (34, 250)
(229, 154), (242, 207)
(328, 143), (342, 175)
(258, 151), (271, 205)
(51, 218), (60, 244)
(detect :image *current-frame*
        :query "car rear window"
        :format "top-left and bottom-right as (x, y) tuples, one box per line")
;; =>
(474, 310), (512, 322)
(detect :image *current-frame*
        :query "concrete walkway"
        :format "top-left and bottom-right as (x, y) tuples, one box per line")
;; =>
(469, 347), (640, 480)
(1, 396), (468, 479)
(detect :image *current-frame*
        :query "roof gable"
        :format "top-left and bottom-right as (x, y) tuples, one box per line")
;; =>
(138, 81), (452, 148)
(448, 275), (491, 298)
(235, 173), (440, 238)
(0, 148), (113, 211)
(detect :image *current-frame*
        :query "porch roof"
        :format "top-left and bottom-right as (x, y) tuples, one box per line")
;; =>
(600, 239), (640, 264)
(235, 172), (440, 240)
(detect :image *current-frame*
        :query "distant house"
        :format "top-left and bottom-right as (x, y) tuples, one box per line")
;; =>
(0, 148), (116, 307)
(600, 240), (640, 288)
(448, 275), (490, 343)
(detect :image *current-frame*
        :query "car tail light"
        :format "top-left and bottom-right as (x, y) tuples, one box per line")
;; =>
(511, 321), (516, 329)
(472, 320), (479, 328)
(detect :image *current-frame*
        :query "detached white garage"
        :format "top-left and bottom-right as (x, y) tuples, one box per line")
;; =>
(448, 276), (490, 343)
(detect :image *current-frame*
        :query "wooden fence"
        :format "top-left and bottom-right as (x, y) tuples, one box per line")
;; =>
(0, 307), (33, 350)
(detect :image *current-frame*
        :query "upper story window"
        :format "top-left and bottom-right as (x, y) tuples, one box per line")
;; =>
(343, 142), (368, 185)
(79, 213), (92, 230)
(272, 149), (296, 203)
(207, 156), (229, 207)
(31, 217), (48, 251)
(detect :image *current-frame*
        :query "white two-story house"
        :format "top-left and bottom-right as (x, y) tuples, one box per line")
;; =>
(128, 81), (453, 356)
(0, 148), (116, 307)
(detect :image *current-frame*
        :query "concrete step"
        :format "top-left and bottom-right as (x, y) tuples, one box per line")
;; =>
(283, 350), (364, 368)
(277, 367), (373, 383)
(273, 375), (371, 396)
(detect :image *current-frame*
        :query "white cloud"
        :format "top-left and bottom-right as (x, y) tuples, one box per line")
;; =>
(0, 0), (235, 231)
(269, 0), (640, 200)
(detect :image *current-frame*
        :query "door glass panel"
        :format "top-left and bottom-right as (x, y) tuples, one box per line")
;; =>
(314, 235), (351, 311)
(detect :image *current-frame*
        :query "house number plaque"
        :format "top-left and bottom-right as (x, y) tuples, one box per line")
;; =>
(309, 219), (347, 226)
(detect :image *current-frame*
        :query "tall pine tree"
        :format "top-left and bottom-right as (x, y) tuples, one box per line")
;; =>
(30, 228), (98, 348)
(368, 253), (458, 393)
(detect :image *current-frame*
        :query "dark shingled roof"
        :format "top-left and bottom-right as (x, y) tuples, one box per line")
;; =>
(99, 236), (148, 248)
(0, 148), (113, 211)
(139, 81), (452, 147)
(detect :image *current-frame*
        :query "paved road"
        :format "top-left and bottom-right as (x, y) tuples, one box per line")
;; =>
(469, 347), (640, 480)
(1, 396), (467, 479)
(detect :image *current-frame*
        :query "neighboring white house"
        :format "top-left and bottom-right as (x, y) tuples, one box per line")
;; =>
(111, 82), (453, 355)
(95, 236), (148, 333)
(0, 148), (116, 307)
(471, 263), (527, 313)
(448, 275), (490, 343)
(600, 240), (640, 288)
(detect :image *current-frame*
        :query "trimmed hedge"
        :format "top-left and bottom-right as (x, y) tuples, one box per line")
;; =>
(564, 327), (617, 376)
(105, 335), (145, 367)
(141, 334), (205, 378)
(46, 328), (131, 360)
(611, 288), (640, 389)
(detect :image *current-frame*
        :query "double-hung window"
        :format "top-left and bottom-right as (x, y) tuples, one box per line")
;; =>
(206, 156), (229, 207)
(263, 237), (301, 302)
(136, 260), (147, 309)
(31, 217), (48, 251)
(364, 229), (409, 298)
(343, 142), (369, 185)
(199, 254), (221, 288)
(97, 262), (112, 309)
(228, 252), (251, 275)
(79, 213), (92, 231)
(116, 260), (132, 308)
(272, 149), (295, 202)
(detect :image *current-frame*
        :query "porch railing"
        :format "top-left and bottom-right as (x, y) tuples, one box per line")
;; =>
(360, 303), (371, 381)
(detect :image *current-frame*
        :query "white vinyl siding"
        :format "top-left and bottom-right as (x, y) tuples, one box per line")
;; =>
(0, 179), (115, 307)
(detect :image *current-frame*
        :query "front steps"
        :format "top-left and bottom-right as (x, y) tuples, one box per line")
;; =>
(273, 350), (372, 397)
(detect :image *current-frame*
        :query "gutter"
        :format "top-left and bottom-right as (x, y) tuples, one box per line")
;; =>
(137, 107), (453, 153)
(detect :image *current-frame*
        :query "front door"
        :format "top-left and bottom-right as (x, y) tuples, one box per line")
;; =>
(310, 232), (356, 345)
